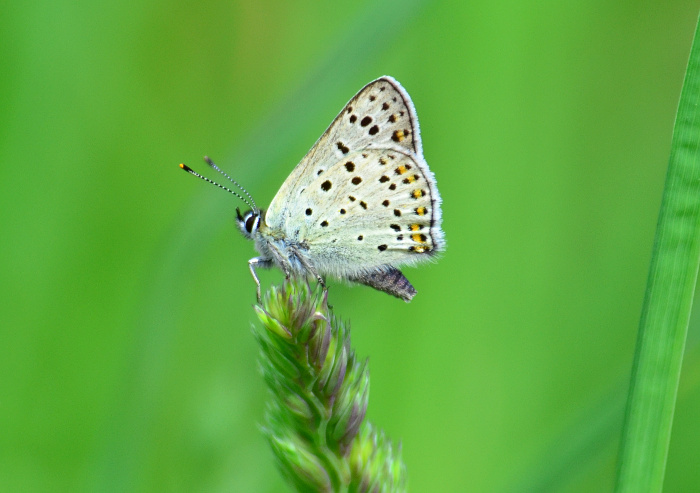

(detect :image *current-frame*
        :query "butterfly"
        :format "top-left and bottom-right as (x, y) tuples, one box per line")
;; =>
(180, 76), (444, 302)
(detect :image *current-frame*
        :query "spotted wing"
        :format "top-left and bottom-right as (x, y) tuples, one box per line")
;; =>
(266, 76), (423, 229)
(290, 147), (443, 279)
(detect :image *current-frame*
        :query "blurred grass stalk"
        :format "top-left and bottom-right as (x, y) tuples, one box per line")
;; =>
(254, 280), (406, 493)
(614, 12), (700, 493)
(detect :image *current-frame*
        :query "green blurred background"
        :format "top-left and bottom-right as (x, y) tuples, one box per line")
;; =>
(3, 1), (700, 491)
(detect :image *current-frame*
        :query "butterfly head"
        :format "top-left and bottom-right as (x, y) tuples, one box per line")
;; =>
(236, 208), (262, 239)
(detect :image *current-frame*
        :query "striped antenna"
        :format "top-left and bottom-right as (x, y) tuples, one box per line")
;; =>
(179, 163), (255, 210)
(203, 156), (258, 212)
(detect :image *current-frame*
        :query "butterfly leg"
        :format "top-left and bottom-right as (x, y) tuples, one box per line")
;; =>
(249, 257), (273, 302)
(290, 246), (326, 291)
(265, 242), (292, 279)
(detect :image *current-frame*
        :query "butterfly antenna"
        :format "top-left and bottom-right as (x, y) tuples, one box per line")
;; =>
(203, 156), (258, 213)
(179, 164), (255, 209)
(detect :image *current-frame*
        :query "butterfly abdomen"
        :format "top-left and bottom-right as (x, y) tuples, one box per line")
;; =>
(348, 267), (417, 302)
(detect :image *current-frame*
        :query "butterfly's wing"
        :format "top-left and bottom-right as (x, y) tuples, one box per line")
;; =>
(293, 147), (443, 278)
(266, 76), (423, 228)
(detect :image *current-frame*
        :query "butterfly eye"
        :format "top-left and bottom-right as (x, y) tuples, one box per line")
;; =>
(245, 214), (258, 234)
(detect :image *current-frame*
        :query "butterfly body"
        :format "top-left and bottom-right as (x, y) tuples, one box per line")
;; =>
(237, 76), (443, 302)
(182, 76), (443, 302)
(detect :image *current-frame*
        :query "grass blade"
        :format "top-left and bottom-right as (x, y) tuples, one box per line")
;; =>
(614, 12), (700, 492)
